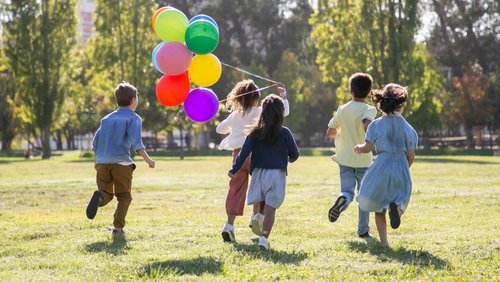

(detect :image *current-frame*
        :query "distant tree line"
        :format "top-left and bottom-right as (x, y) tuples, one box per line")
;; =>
(0, 0), (498, 158)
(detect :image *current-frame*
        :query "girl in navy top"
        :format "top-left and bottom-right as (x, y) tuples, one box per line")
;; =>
(229, 94), (299, 250)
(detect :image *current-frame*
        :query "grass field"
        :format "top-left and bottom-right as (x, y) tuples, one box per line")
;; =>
(0, 152), (499, 281)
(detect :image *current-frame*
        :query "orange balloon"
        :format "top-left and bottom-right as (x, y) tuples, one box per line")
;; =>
(152, 7), (169, 34)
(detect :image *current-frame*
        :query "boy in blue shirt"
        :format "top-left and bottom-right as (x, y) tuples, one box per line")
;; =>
(86, 82), (155, 235)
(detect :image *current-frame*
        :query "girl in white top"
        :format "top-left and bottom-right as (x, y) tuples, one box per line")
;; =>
(217, 79), (289, 243)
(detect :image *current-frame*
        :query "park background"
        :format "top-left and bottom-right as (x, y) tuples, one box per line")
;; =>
(0, 1), (499, 281)
(0, 0), (499, 158)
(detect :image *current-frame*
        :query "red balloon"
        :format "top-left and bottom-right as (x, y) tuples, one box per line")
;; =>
(155, 72), (190, 106)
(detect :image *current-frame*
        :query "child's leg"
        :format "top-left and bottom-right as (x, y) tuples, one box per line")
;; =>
(261, 204), (276, 239)
(112, 164), (134, 229)
(225, 150), (250, 224)
(375, 211), (388, 246)
(95, 164), (114, 206)
(253, 202), (265, 215)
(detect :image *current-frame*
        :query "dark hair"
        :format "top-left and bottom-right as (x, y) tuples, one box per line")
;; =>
(349, 73), (373, 98)
(371, 83), (408, 114)
(249, 94), (284, 144)
(225, 79), (261, 115)
(115, 82), (138, 107)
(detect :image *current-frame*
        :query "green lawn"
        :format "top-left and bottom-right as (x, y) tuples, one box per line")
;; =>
(0, 152), (498, 281)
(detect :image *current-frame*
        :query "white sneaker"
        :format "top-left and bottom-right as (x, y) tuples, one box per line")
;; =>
(221, 223), (235, 243)
(251, 213), (264, 236)
(258, 236), (270, 250)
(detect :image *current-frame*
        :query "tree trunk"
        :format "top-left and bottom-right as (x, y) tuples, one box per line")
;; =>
(464, 122), (474, 149)
(41, 125), (52, 159)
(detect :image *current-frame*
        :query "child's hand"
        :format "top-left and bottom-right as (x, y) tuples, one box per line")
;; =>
(228, 171), (235, 178)
(147, 159), (156, 168)
(276, 83), (286, 99)
(354, 145), (363, 154)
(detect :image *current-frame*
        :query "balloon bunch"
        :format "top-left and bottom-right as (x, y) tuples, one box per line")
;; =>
(152, 7), (221, 123)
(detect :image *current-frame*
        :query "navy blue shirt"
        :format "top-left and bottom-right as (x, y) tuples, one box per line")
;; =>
(229, 127), (300, 175)
(92, 107), (146, 164)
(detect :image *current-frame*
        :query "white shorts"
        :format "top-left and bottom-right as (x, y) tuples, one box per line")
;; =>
(247, 168), (287, 209)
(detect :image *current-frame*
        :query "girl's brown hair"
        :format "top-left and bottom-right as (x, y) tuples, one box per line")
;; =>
(225, 79), (261, 115)
(249, 94), (284, 144)
(371, 83), (408, 114)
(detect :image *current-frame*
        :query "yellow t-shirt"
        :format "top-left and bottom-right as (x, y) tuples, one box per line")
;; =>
(328, 101), (377, 168)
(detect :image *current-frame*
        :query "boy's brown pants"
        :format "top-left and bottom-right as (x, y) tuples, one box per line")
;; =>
(95, 163), (136, 229)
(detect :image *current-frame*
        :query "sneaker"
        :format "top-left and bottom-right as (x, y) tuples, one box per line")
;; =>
(389, 202), (401, 229)
(86, 191), (102, 219)
(358, 232), (372, 239)
(258, 236), (270, 250)
(112, 228), (125, 236)
(221, 223), (235, 243)
(328, 196), (347, 222)
(251, 213), (264, 236)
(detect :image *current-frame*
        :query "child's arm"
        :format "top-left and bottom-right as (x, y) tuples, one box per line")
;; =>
(277, 84), (290, 117)
(325, 128), (337, 139)
(406, 150), (415, 167)
(137, 149), (155, 168)
(284, 128), (300, 163)
(228, 137), (253, 178)
(362, 119), (371, 132)
(216, 114), (233, 135)
(354, 142), (374, 154)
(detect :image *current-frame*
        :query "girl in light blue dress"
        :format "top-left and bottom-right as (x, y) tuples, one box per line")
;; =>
(354, 84), (418, 246)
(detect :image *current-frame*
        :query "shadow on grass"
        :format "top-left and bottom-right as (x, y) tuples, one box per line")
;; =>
(347, 240), (449, 269)
(138, 257), (223, 278)
(85, 235), (129, 255)
(415, 158), (498, 165)
(232, 240), (308, 265)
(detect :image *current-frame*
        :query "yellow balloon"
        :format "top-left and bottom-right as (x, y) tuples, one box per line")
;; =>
(188, 54), (222, 87)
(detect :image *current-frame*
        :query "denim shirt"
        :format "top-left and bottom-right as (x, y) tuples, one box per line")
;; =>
(92, 107), (146, 164)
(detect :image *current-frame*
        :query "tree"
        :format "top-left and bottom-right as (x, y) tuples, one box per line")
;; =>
(427, 0), (500, 142)
(0, 53), (17, 151)
(311, 0), (444, 135)
(2, 0), (77, 158)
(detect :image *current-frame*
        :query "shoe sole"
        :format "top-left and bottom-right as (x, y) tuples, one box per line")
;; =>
(221, 231), (235, 243)
(86, 191), (101, 219)
(389, 202), (401, 229)
(251, 218), (262, 236)
(328, 196), (347, 222)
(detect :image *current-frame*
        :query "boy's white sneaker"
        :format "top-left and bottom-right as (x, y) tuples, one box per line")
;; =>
(258, 236), (270, 250)
(251, 213), (264, 236)
(221, 223), (235, 243)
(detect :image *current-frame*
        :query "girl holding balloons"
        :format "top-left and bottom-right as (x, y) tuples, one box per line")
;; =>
(217, 79), (289, 243)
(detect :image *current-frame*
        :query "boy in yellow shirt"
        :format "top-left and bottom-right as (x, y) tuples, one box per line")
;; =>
(325, 73), (377, 238)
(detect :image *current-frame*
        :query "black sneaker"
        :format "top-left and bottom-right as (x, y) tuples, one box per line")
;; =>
(112, 229), (125, 236)
(389, 202), (401, 229)
(221, 230), (235, 243)
(328, 196), (347, 222)
(86, 191), (101, 219)
(358, 232), (372, 239)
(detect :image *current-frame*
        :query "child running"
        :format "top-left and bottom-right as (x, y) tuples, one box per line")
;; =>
(354, 83), (418, 246)
(86, 82), (155, 235)
(228, 94), (299, 250)
(325, 73), (377, 238)
(217, 80), (289, 243)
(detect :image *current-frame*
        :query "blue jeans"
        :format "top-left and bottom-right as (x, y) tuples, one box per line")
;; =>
(339, 164), (370, 235)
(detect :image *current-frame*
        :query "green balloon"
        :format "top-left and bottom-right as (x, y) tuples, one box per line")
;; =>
(155, 9), (188, 43)
(185, 20), (219, 54)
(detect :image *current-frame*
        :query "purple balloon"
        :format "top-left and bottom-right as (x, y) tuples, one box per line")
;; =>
(183, 88), (219, 123)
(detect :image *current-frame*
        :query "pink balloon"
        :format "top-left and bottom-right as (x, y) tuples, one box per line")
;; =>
(155, 42), (192, 75)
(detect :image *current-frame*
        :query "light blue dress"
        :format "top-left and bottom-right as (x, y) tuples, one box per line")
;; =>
(357, 112), (418, 213)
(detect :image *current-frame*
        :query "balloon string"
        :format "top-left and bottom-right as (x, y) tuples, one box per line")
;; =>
(221, 62), (280, 84)
(218, 83), (279, 104)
